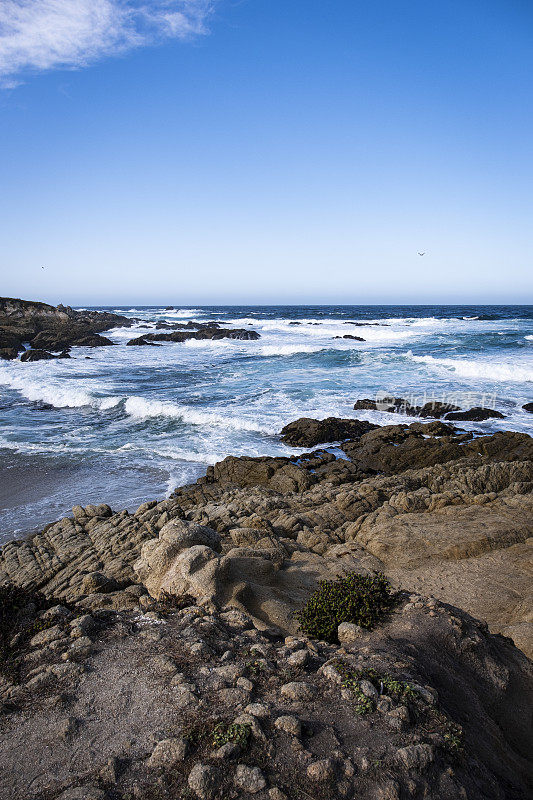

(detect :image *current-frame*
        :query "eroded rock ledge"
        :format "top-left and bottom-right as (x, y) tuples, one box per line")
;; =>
(1, 420), (532, 656)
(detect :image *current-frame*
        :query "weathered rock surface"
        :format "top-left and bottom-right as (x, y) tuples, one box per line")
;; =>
(341, 423), (533, 474)
(0, 587), (531, 800)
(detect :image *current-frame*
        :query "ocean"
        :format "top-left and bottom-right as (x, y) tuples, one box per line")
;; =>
(1, 304), (532, 543)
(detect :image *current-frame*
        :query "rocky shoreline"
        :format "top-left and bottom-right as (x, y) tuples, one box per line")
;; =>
(0, 404), (532, 799)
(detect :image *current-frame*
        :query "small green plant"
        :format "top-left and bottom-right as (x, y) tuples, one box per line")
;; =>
(296, 572), (398, 643)
(212, 722), (251, 749)
(333, 661), (374, 715)
(245, 659), (266, 676)
(381, 677), (418, 702)
(443, 731), (463, 753)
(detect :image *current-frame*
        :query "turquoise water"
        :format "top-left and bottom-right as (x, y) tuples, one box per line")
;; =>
(1, 305), (532, 541)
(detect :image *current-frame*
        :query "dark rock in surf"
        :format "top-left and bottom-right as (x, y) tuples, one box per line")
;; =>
(280, 417), (379, 447)
(523, 402), (533, 413)
(72, 334), (115, 347)
(333, 334), (365, 341)
(127, 338), (161, 346)
(20, 349), (57, 362)
(445, 407), (505, 422)
(127, 327), (260, 346)
(354, 397), (461, 418)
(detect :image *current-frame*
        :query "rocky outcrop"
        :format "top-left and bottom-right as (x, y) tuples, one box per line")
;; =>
(279, 417), (378, 447)
(2, 417), (531, 657)
(341, 423), (533, 474)
(0, 297), (135, 359)
(127, 327), (260, 346)
(523, 402), (533, 413)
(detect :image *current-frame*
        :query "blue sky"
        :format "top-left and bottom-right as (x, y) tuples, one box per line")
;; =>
(1, 0), (532, 305)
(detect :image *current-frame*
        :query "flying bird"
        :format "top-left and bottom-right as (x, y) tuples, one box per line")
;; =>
(417, 252), (426, 256)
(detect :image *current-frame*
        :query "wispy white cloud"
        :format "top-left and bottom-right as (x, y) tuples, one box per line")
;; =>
(0, 0), (215, 86)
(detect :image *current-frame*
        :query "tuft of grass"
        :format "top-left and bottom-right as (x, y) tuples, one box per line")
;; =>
(296, 572), (398, 643)
(212, 722), (251, 749)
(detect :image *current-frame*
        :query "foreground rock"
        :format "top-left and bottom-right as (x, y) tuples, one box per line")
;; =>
(0, 584), (531, 800)
(0, 297), (135, 359)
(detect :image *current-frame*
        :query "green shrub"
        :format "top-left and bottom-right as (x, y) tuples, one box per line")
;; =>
(296, 572), (398, 643)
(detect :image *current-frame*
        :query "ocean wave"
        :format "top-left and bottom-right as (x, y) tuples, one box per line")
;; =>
(123, 396), (277, 432)
(0, 370), (122, 410)
(525, 335), (533, 341)
(158, 308), (203, 318)
(409, 353), (533, 382)
(258, 344), (326, 357)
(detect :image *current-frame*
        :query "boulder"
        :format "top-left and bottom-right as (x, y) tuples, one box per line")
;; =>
(523, 402), (533, 413)
(279, 417), (378, 447)
(133, 519), (221, 601)
(80, 572), (120, 594)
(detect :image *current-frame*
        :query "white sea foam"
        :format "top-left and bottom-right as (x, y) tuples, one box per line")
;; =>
(123, 396), (278, 432)
(159, 308), (203, 318)
(258, 344), (326, 356)
(409, 353), (533, 382)
(0, 368), (122, 410)
(525, 335), (533, 341)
